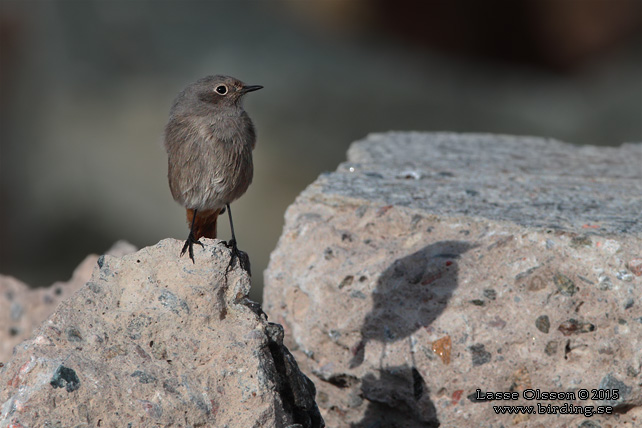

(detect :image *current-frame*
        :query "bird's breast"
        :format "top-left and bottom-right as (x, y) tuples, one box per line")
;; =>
(167, 112), (255, 210)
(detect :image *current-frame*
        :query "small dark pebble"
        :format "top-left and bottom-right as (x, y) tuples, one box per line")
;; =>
(469, 344), (491, 366)
(544, 341), (557, 356)
(558, 319), (595, 336)
(578, 421), (601, 428)
(163, 379), (178, 394)
(470, 299), (485, 306)
(66, 327), (83, 342)
(131, 370), (157, 384)
(158, 290), (189, 315)
(626, 365), (639, 377)
(554, 273), (577, 296)
(574, 301), (584, 313)
(598, 373), (631, 406)
(50, 365), (81, 392)
(570, 235), (592, 249)
(535, 315), (550, 333)
(87, 282), (103, 294)
(483, 289), (496, 300)
(467, 391), (489, 402)
(410, 214), (423, 228)
(338, 276), (353, 289)
(9, 327), (19, 336)
(134, 344), (152, 361)
(515, 266), (539, 281)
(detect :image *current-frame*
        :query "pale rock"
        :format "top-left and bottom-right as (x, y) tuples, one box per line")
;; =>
(0, 241), (137, 363)
(264, 132), (642, 427)
(1, 239), (323, 427)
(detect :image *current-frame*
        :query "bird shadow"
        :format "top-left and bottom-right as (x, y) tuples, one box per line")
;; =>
(352, 366), (437, 428)
(349, 240), (474, 427)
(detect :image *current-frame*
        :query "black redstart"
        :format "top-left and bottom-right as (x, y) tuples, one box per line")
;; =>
(164, 75), (262, 268)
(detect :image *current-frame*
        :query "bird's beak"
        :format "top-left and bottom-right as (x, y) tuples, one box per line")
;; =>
(241, 85), (263, 94)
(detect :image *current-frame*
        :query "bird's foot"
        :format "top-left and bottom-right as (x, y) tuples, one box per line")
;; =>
(180, 232), (204, 263)
(224, 238), (251, 275)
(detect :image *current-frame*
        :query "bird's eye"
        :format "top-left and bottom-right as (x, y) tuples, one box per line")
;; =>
(215, 85), (228, 95)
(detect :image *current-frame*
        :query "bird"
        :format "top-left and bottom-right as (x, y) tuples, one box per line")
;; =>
(163, 75), (262, 268)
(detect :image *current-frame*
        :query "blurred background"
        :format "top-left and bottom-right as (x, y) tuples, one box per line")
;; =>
(1, 0), (641, 302)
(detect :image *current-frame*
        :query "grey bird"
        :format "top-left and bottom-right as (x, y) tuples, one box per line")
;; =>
(164, 75), (262, 268)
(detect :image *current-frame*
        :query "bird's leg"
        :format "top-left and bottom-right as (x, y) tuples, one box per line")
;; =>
(225, 204), (238, 250)
(224, 204), (251, 275)
(181, 208), (204, 263)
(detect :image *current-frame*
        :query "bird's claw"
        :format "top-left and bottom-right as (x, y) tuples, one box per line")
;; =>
(224, 238), (236, 250)
(224, 239), (251, 275)
(180, 232), (204, 263)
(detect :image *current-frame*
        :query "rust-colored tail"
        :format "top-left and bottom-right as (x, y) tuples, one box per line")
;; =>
(186, 208), (221, 239)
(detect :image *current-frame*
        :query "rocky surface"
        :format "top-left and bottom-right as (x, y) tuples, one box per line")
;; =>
(1, 239), (324, 427)
(0, 241), (137, 364)
(263, 132), (642, 427)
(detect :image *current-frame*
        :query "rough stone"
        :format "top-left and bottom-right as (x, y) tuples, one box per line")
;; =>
(0, 241), (136, 364)
(263, 132), (642, 427)
(0, 239), (323, 427)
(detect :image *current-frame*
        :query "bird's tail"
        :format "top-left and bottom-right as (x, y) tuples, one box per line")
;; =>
(186, 208), (221, 239)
